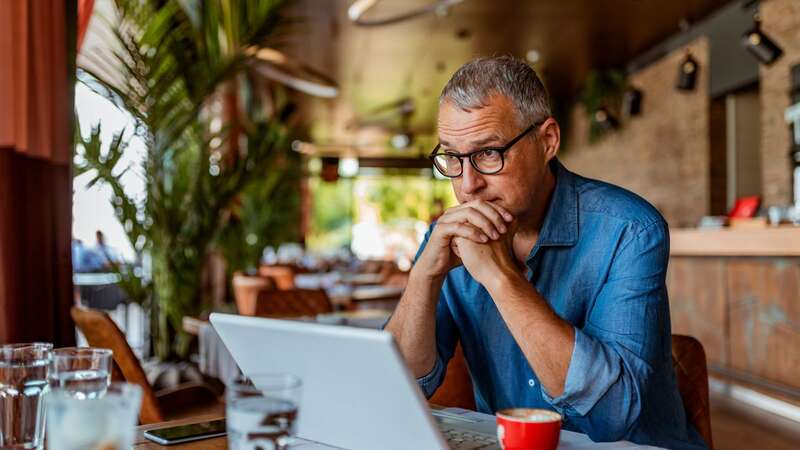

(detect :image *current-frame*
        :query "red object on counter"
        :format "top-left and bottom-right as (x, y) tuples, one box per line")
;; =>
(728, 196), (761, 218)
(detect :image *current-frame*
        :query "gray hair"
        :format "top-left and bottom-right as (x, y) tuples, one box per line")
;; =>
(439, 56), (551, 128)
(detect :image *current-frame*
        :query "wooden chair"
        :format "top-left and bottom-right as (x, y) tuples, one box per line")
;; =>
(359, 259), (385, 274)
(430, 343), (476, 410)
(70, 306), (222, 424)
(257, 265), (296, 289)
(672, 334), (713, 449)
(237, 287), (334, 318)
(382, 270), (409, 289)
(232, 272), (275, 316)
(376, 260), (399, 282)
(431, 335), (713, 449)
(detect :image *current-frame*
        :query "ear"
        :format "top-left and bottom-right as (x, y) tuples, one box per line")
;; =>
(538, 118), (560, 162)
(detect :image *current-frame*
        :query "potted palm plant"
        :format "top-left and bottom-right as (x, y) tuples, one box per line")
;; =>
(75, 0), (302, 360)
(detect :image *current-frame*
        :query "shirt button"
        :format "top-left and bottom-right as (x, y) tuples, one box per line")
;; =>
(528, 378), (536, 387)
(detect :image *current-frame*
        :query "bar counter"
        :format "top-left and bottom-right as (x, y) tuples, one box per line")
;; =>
(670, 226), (800, 256)
(667, 226), (800, 402)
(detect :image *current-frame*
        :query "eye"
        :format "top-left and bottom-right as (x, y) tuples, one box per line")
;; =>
(474, 149), (501, 161)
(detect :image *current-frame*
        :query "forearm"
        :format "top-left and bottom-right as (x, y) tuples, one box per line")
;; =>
(485, 270), (574, 396)
(384, 266), (445, 377)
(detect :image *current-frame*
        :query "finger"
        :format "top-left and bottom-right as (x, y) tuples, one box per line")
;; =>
(483, 201), (514, 223)
(436, 222), (489, 243)
(450, 238), (461, 258)
(466, 201), (510, 234)
(438, 207), (501, 240)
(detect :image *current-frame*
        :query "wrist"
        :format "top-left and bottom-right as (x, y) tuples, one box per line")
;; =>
(409, 263), (446, 288)
(484, 265), (526, 293)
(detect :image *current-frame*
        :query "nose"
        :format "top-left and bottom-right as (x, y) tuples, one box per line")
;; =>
(457, 159), (487, 196)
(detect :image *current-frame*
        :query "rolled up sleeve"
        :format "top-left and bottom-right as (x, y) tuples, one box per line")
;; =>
(417, 354), (446, 398)
(542, 220), (671, 442)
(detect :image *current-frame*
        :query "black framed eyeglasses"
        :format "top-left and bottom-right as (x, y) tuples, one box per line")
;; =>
(429, 121), (543, 178)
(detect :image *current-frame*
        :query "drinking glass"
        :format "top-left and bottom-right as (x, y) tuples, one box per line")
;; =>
(0, 342), (53, 449)
(46, 382), (142, 450)
(49, 347), (112, 399)
(226, 374), (302, 450)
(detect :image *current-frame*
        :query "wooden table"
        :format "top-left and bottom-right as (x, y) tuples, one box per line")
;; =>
(135, 416), (336, 449)
(134, 414), (662, 449)
(135, 415), (225, 449)
(340, 272), (384, 285)
(347, 285), (403, 310)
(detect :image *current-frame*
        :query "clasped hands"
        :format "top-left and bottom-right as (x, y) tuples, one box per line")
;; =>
(416, 200), (521, 286)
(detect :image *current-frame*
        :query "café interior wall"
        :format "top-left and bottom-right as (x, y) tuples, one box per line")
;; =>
(760, 0), (800, 208)
(561, 38), (711, 228)
(563, 0), (800, 224)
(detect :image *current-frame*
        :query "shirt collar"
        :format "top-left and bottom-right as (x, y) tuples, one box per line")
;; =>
(531, 158), (578, 250)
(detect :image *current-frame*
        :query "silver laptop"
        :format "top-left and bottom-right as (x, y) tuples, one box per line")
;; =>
(210, 313), (499, 450)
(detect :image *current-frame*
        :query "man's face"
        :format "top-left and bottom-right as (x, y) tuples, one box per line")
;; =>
(436, 94), (551, 217)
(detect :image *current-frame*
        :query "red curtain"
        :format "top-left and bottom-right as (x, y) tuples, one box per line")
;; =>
(77, 0), (95, 52)
(0, 0), (78, 345)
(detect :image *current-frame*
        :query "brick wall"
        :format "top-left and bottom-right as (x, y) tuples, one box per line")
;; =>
(760, 0), (800, 207)
(561, 38), (711, 228)
(561, 1), (800, 223)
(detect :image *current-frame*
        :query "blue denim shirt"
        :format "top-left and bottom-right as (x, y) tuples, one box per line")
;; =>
(415, 160), (708, 450)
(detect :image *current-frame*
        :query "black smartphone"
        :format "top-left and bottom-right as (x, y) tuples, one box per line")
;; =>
(143, 419), (227, 445)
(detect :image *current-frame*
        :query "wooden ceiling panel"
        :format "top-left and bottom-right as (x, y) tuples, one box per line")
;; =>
(283, 0), (734, 155)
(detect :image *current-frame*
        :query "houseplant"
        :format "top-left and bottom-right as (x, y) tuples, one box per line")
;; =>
(75, 0), (297, 359)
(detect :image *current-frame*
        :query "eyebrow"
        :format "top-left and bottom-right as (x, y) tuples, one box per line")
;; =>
(439, 134), (505, 150)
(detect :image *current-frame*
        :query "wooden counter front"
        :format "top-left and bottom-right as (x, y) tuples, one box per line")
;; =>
(670, 226), (800, 256)
(667, 229), (800, 401)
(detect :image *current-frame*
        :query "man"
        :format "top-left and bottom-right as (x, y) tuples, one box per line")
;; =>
(80, 230), (121, 272)
(71, 238), (89, 273)
(385, 56), (708, 450)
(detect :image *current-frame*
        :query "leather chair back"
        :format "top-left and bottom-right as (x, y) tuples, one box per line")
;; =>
(70, 306), (164, 424)
(429, 343), (476, 410)
(672, 334), (713, 449)
(242, 288), (333, 318)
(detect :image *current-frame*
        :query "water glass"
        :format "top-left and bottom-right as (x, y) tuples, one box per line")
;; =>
(226, 374), (302, 450)
(49, 347), (112, 399)
(46, 382), (142, 450)
(0, 342), (53, 450)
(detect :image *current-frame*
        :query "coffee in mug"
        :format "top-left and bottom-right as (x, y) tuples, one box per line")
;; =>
(496, 408), (561, 450)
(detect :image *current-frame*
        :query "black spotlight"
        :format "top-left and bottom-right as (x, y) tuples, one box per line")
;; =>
(623, 88), (643, 117)
(742, 17), (783, 65)
(676, 53), (699, 91)
(593, 107), (619, 130)
(792, 64), (800, 103)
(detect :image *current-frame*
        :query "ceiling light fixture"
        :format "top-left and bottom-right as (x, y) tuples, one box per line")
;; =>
(741, 14), (783, 66)
(391, 133), (412, 150)
(339, 157), (360, 178)
(348, 0), (466, 27)
(622, 88), (643, 117)
(248, 47), (339, 98)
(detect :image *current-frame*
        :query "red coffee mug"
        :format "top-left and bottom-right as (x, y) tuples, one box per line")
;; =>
(496, 408), (561, 450)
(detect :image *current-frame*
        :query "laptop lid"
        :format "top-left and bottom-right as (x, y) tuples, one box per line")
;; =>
(210, 313), (449, 450)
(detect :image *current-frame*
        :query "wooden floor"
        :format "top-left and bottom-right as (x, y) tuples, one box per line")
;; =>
(710, 392), (800, 450)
